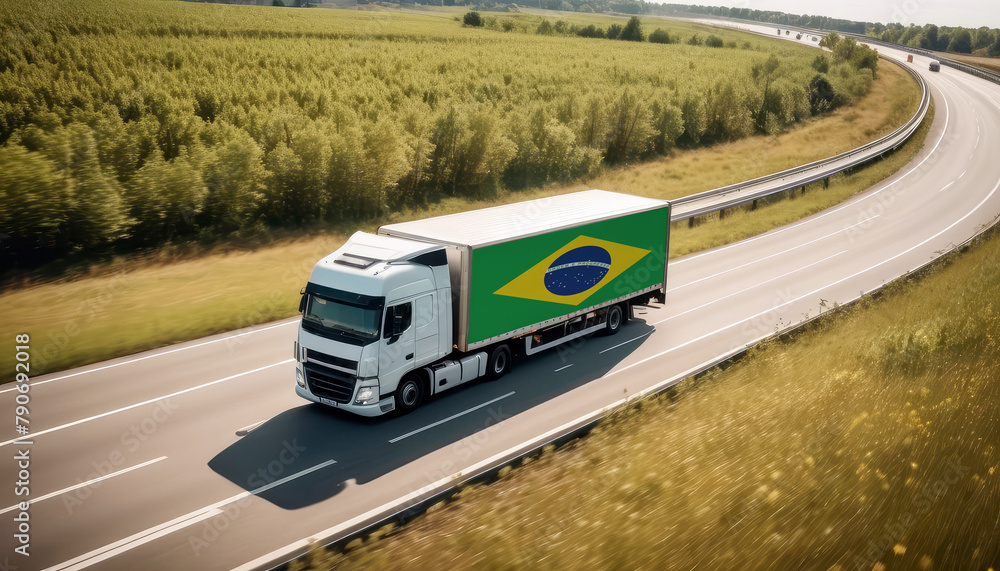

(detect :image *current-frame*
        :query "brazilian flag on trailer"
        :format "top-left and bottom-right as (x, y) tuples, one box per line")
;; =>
(467, 206), (669, 346)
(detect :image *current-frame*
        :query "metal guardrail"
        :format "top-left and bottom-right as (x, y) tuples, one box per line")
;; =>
(841, 32), (1000, 85)
(670, 52), (930, 222)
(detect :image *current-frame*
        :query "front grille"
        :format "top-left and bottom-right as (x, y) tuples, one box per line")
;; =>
(306, 349), (358, 371)
(306, 363), (355, 404)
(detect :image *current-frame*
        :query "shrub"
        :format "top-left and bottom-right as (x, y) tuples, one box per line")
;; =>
(648, 28), (672, 44)
(705, 35), (724, 48)
(577, 24), (604, 39)
(463, 11), (483, 27)
(606, 23), (623, 40)
(811, 54), (829, 73)
(808, 74), (836, 114)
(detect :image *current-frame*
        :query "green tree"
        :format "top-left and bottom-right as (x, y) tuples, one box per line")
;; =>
(619, 16), (644, 42)
(0, 145), (67, 263)
(971, 27), (994, 51)
(202, 129), (267, 233)
(819, 31), (840, 50)
(948, 29), (972, 53)
(650, 100), (684, 153)
(920, 25), (938, 50)
(851, 44), (879, 78)
(40, 123), (131, 251)
(705, 35), (725, 48)
(680, 94), (707, 144)
(128, 152), (207, 242)
(832, 36), (858, 63)
(990, 34), (1000, 57)
(606, 23), (623, 40)
(604, 90), (653, 162)
(576, 93), (607, 150)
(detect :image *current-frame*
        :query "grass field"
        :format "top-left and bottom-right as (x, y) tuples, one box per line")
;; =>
(0, 50), (922, 378)
(291, 187), (1000, 571)
(937, 52), (1000, 74)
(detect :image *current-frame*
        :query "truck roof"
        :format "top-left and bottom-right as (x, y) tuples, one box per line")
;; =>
(379, 189), (668, 248)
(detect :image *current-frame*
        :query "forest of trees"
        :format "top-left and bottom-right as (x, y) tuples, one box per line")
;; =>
(0, 1), (875, 275)
(662, 4), (1000, 57)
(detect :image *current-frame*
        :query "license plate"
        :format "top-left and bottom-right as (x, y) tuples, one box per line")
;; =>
(319, 397), (339, 407)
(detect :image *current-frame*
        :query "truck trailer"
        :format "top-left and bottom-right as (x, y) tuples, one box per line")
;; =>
(294, 190), (671, 416)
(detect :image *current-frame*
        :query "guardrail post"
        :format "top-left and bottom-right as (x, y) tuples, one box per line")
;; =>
(801, 185), (806, 195)
(719, 208), (725, 220)
(751, 199), (758, 211)
(823, 177), (829, 189)
(688, 217), (695, 228)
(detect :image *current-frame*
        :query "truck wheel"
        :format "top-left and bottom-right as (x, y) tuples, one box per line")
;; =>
(487, 344), (512, 380)
(603, 304), (624, 336)
(394, 373), (425, 414)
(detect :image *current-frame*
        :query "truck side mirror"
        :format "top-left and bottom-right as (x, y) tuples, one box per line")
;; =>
(298, 291), (307, 313)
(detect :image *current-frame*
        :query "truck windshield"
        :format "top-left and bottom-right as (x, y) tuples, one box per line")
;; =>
(303, 295), (382, 344)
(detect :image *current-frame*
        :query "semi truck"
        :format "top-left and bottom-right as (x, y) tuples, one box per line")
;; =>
(294, 189), (671, 416)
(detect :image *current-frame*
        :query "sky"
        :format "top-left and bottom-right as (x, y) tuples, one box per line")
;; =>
(667, 0), (1000, 30)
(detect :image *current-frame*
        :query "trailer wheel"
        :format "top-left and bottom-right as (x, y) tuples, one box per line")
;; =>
(395, 373), (425, 414)
(487, 344), (512, 380)
(603, 304), (624, 336)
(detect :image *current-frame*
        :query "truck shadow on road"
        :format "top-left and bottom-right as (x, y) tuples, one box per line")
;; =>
(207, 320), (654, 510)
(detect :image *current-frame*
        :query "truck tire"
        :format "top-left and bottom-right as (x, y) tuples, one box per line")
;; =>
(603, 304), (624, 336)
(394, 373), (425, 414)
(487, 344), (512, 380)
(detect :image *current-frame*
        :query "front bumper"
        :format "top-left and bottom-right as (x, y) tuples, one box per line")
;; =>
(295, 384), (394, 417)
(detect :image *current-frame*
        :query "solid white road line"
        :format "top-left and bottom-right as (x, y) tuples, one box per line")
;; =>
(389, 392), (516, 444)
(45, 459), (337, 571)
(0, 360), (294, 448)
(654, 250), (847, 325)
(0, 456), (167, 515)
(554, 364), (573, 372)
(669, 220), (872, 292)
(599, 331), (653, 354)
(673, 81), (950, 266)
(0, 320), (298, 395)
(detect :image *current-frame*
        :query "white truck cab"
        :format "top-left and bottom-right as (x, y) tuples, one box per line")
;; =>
(295, 232), (453, 416)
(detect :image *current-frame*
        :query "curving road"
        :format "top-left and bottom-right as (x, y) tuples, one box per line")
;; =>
(2, 32), (1000, 571)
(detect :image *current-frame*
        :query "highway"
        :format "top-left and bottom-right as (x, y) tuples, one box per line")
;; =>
(2, 34), (1000, 571)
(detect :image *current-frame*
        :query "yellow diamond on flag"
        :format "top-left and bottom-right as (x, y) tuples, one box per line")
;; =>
(493, 235), (650, 306)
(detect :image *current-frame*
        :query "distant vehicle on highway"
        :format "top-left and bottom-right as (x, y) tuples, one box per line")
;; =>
(294, 190), (671, 416)
(929, 60), (941, 72)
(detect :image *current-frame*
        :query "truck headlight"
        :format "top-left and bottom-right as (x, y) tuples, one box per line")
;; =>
(354, 379), (380, 405)
(296, 368), (306, 388)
